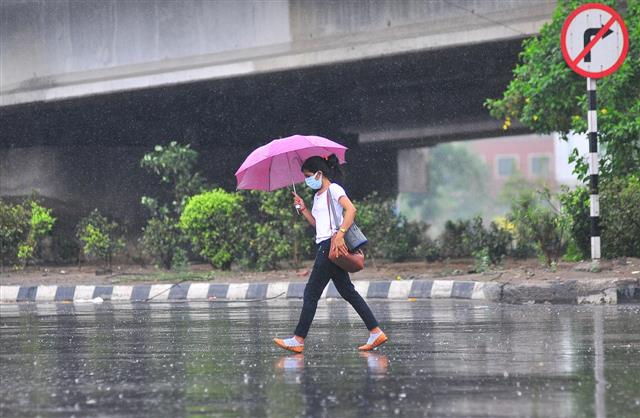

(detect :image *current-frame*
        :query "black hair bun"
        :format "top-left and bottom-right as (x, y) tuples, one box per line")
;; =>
(327, 154), (339, 168)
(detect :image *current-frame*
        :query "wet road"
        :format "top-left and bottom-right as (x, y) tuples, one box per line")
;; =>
(1, 300), (639, 418)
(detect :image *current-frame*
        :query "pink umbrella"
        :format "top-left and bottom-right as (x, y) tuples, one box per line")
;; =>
(235, 134), (348, 193)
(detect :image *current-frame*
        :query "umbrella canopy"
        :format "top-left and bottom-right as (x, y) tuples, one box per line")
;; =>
(235, 135), (347, 191)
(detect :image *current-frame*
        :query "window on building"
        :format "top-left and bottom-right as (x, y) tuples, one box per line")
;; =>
(497, 156), (517, 177)
(531, 155), (550, 178)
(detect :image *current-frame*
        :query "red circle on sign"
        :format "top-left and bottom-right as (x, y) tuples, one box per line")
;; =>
(560, 3), (629, 78)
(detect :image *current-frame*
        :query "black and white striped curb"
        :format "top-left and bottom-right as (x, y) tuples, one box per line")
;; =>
(0, 280), (500, 303)
(1, 279), (638, 304)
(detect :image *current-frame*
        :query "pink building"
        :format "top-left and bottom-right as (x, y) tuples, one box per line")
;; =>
(468, 134), (557, 192)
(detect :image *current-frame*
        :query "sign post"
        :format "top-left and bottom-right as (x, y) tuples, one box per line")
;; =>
(560, 3), (628, 262)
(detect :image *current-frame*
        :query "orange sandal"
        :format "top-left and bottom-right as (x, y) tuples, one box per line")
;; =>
(358, 331), (388, 351)
(274, 337), (304, 353)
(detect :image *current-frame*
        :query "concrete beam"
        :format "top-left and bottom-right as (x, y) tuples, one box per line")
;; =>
(358, 119), (530, 147)
(1, 5), (553, 106)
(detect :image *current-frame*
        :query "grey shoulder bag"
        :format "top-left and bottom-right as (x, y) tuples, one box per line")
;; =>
(327, 189), (368, 251)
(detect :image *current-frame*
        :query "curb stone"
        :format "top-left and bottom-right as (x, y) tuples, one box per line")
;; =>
(0, 278), (638, 304)
(0, 280), (497, 303)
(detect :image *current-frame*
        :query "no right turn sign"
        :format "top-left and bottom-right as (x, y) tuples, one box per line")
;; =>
(561, 3), (629, 78)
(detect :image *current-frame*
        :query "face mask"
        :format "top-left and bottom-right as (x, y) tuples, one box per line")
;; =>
(305, 172), (323, 190)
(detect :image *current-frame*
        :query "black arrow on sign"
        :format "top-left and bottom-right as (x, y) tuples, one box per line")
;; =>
(583, 26), (614, 62)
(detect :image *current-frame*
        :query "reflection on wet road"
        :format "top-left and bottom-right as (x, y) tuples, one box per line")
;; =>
(1, 300), (639, 417)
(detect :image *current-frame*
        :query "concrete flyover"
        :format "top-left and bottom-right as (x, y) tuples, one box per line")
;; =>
(0, 0), (556, 248)
(1, 0), (555, 107)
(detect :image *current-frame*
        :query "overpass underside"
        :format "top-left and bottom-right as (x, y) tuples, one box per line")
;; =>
(0, 38), (529, 235)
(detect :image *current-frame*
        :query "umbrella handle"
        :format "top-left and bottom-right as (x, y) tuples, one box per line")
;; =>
(288, 154), (300, 215)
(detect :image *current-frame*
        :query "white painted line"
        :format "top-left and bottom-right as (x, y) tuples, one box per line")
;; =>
(321, 284), (329, 299)
(186, 283), (209, 300)
(267, 282), (289, 299)
(227, 283), (250, 300)
(388, 280), (412, 299)
(0, 286), (20, 302)
(354, 281), (370, 298)
(591, 236), (601, 259)
(148, 284), (173, 301)
(35, 285), (58, 302)
(590, 194), (600, 216)
(588, 153), (599, 175)
(74, 285), (95, 301)
(471, 282), (486, 300)
(431, 280), (454, 298)
(588, 110), (598, 132)
(111, 286), (133, 301)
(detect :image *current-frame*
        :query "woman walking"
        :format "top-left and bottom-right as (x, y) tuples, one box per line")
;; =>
(273, 155), (387, 353)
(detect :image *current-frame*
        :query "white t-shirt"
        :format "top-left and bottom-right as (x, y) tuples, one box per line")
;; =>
(312, 183), (347, 244)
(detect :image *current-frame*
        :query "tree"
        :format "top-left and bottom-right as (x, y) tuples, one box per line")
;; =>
(485, 0), (640, 181)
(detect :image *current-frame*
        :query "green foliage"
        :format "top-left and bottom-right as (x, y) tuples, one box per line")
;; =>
(559, 175), (640, 259)
(600, 174), (640, 257)
(473, 247), (491, 273)
(438, 216), (512, 266)
(179, 189), (248, 270)
(140, 216), (187, 269)
(559, 186), (591, 259)
(508, 189), (568, 265)
(140, 142), (205, 269)
(0, 201), (29, 269)
(241, 188), (314, 270)
(29, 201), (55, 238)
(0, 198), (55, 269)
(355, 193), (436, 262)
(140, 141), (206, 211)
(486, 0), (640, 180)
(439, 219), (474, 259)
(76, 209), (124, 268)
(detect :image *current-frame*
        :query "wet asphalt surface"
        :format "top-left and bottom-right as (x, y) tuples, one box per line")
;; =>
(1, 299), (639, 418)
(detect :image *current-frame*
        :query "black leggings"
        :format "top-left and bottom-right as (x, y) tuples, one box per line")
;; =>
(294, 239), (379, 338)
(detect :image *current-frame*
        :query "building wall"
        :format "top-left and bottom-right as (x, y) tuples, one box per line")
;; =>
(468, 134), (557, 191)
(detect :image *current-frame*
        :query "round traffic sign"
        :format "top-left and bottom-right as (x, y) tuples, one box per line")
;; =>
(561, 3), (628, 78)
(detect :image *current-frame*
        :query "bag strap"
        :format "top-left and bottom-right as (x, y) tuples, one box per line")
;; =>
(326, 187), (340, 233)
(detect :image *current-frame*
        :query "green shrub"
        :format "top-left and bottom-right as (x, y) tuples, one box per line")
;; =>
(246, 221), (292, 270)
(600, 174), (640, 258)
(355, 193), (435, 262)
(180, 189), (248, 270)
(438, 216), (511, 266)
(140, 142), (207, 269)
(140, 142), (206, 210)
(508, 189), (567, 265)
(0, 198), (55, 270)
(76, 209), (125, 269)
(559, 186), (590, 260)
(0, 200), (29, 269)
(439, 219), (474, 259)
(482, 221), (513, 265)
(241, 188), (314, 270)
(559, 175), (640, 259)
(140, 216), (187, 269)
(473, 247), (491, 273)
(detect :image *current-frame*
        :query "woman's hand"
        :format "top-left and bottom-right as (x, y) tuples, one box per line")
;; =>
(331, 232), (349, 258)
(292, 192), (306, 211)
